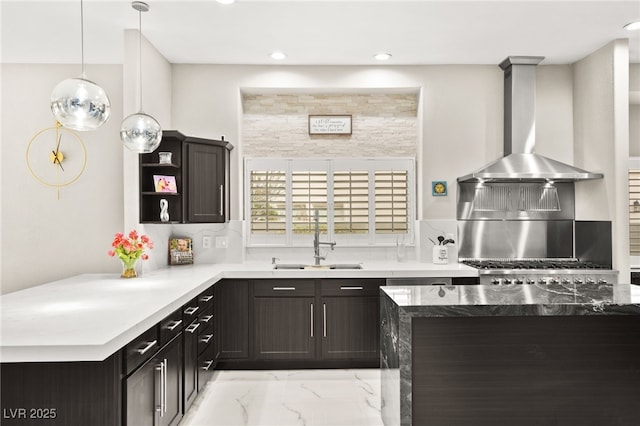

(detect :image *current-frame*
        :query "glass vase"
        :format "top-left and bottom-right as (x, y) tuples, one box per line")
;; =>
(121, 259), (138, 278)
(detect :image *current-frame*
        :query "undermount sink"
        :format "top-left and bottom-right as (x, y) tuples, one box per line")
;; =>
(273, 263), (363, 270)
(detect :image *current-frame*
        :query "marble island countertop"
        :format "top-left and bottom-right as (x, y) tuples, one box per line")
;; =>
(0, 261), (476, 363)
(382, 282), (640, 316)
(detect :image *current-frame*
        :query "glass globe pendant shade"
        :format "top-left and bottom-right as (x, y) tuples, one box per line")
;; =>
(51, 77), (111, 131)
(120, 112), (162, 153)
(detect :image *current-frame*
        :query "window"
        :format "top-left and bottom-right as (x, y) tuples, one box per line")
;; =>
(245, 158), (415, 246)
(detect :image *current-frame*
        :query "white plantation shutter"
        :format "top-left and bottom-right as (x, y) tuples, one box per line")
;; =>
(375, 170), (409, 233)
(334, 171), (369, 234)
(249, 170), (286, 234)
(292, 171), (328, 235)
(245, 158), (414, 246)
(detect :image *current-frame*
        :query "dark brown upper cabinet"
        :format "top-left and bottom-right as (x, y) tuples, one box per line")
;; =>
(139, 131), (232, 224)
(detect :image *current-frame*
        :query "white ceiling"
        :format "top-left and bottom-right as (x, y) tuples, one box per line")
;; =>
(1, 0), (639, 66)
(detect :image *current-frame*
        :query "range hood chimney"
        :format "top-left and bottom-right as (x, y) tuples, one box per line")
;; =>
(457, 56), (603, 183)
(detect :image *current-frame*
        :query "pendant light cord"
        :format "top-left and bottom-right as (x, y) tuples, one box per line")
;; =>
(80, 0), (85, 77)
(138, 7), (143, 112)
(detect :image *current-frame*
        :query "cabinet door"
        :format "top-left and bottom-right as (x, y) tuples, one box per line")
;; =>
(126, 336), (183, 426)
(254, 296), (316, 360)
(126, 355), (159, 426)
(216, 280), (249, 359)
(186, 142), (225, 223)
(161, 336), (183, 426)
(321, 295), (380, 360)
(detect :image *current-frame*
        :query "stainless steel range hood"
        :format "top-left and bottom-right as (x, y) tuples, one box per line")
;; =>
(457, 56), (603, 183)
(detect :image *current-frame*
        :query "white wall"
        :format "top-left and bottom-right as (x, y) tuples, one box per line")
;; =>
(573, 40), (630, 280)
(1, 64), (124, 294)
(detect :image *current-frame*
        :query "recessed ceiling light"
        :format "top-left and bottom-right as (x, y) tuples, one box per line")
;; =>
(374, 52), (392, 61)
(270, 51), (286, 60)
(624, 20), (640, 31)
(216, 0), (236, 4)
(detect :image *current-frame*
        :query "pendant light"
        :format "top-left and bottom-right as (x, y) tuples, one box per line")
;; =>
(50, 0), (111, 131)
(120, 1), (162, 154)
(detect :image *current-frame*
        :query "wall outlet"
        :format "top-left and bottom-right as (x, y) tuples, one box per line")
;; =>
(215, 236), (228, 249)
(202, 236), (212, 249)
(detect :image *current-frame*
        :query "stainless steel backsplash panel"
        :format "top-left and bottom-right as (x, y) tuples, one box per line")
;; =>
(457, 220), (573, 259)
(457, 182), (574, 220)
(575, 221), (612, 268)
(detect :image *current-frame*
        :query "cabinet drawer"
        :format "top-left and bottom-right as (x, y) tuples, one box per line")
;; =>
(320, 279), (384, 296)
(198, 305), (214, 332)
(254, 280), (315, 297)
(183, 297), (200, 323)
(197, 321), (214, 355)
(124, 325), (160, 375)
(197, 343), (216, 392)
(198, 286), (214, 311)
(160, 308), (183, 346)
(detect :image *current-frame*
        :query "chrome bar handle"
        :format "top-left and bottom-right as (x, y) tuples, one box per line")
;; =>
(310, 303), (314, 337)
(137, 340), (158, 355)
(158, 361), (165, 417)
(167, 320), (182, 331)
(340, 286), (364, 290)
(273, 287), (296, 291)
(202, 360), (214, 371)
(155, 364), (163, 414)
(200, 315), (213, 323)
(186, 322), (201, 333)
(219, 185), (224, 216)
(200, 295), (213, 302)
(184, 306), (199, 315)
(163, 358), (168, 414)
(323, 303), (327, 337)
(200, 334), (214, 344)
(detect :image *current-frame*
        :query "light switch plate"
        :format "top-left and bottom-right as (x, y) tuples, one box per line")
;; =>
(215, 236), (228, 249)
(202, 236), (212, 249)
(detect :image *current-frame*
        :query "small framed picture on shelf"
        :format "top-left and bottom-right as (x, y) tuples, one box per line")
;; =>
(153, 175), (177, 193)
(169, 237), (194, 265)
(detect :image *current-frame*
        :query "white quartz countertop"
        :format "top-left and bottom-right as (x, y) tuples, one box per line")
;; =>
(0, 262), (476, 363)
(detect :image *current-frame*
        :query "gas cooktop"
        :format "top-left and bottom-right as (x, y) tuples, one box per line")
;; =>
(461, 259), (611, 270)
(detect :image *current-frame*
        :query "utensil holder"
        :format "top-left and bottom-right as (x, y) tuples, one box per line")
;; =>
(432, 246), (449, 264)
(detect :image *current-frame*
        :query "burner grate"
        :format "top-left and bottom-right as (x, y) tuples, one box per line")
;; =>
(462, 259), (610, 270)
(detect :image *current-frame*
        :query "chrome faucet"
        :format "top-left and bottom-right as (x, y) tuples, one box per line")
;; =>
(313, 209), (336, 265)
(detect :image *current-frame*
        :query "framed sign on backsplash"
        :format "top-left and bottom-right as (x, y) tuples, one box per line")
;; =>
(308, 115), (352, 135)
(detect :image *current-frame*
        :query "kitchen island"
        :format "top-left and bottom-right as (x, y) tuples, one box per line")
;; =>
(381, 283), (640, 426)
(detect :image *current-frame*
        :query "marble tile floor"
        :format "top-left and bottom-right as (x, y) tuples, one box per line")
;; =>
(180, 369), (384, 426)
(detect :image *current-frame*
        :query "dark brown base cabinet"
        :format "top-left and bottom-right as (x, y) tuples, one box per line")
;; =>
(254, 280), (316, 361)
(0, 278), (384, 425)
(0, 354), (122, 426)
(126, 335), (183, 426)
(217, 278), (384, 368)
(320, 280), (380, 360)
(0, 285), (217, 426)
(215, 279), (249, 360)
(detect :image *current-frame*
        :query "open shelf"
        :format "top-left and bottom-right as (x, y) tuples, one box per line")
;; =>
(141, 192), (181, 196)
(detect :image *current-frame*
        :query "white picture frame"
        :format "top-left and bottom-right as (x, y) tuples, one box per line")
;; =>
(308, 115), (352, 135)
